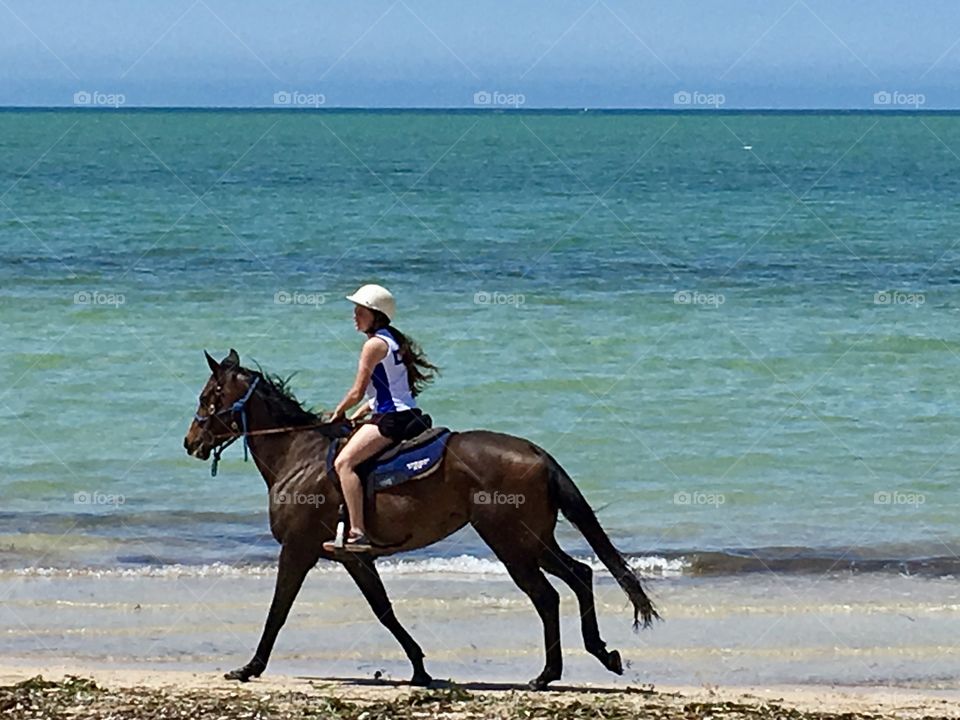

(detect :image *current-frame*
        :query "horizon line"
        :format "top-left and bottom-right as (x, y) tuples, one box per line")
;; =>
(0, 105), (955, 114)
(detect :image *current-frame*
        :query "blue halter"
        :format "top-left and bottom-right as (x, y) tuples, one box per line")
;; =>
(194, 374), (261, 476)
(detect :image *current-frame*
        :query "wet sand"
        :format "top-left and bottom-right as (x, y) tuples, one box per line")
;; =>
(2, 564), (960, 717)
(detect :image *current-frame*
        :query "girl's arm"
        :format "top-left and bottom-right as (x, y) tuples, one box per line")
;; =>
(332, 337), (388, 420)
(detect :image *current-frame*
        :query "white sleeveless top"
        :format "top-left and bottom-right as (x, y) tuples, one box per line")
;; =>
(364, 328), (416, 413)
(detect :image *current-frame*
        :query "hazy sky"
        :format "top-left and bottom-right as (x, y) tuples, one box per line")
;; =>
(1, 0), (958, 108)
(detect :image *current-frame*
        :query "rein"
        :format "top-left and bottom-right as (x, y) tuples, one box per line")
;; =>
(242, 421), (339, 438)
(194, 373), (350, 476)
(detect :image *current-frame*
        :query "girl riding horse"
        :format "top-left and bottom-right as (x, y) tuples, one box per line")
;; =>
(325, 284), (438, 552)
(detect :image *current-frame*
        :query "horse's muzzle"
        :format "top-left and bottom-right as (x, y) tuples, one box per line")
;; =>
(183, 436), (211, 460)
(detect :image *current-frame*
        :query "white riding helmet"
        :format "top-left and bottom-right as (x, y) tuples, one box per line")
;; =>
(345, 284), (396, 321)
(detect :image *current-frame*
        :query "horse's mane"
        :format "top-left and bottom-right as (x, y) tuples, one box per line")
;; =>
(244, 363), (324, 425)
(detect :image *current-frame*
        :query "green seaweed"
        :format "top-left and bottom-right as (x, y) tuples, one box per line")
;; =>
(0, 676), (943, 720)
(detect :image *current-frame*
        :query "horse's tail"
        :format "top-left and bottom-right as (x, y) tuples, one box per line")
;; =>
(543, 450), (660, 629)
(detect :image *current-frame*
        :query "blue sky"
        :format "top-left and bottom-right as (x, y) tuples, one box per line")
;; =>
(1, 0), (959, 108)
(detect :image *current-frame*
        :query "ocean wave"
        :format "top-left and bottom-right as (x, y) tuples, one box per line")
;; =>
(3, 553), (688, 579)
(6, 546), (960, 580)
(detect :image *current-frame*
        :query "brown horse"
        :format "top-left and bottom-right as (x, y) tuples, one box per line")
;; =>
(183, 349), (658, 690)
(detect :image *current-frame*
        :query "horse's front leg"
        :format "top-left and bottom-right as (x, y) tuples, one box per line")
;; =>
(225, 544), (316, 681)
(342, 553), (432, 686)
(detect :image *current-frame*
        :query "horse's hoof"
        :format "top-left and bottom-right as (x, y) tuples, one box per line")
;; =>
(410, 671), (433, 687)
(605, 650), (624, 675)
(224, 664), (262, 682)
(527, 675), (555, 691)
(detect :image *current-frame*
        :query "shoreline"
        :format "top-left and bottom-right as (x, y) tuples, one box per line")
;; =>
(1, 664), (958, 719)
(5, 541), (960, 581)
(3, 569), (960, 690)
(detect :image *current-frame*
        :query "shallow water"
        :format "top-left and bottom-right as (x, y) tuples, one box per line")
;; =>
(1, 110), (959, 573)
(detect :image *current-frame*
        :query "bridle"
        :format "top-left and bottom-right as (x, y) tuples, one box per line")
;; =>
(193, 373), (351, 476)
(193, 374), (261, 476)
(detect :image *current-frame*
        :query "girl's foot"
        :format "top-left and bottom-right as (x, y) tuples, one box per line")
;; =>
(323, 530), (373, 553)
(344, 530), (372, 552)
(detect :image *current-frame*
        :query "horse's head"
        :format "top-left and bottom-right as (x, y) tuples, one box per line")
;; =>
(183, 348), (259, 460)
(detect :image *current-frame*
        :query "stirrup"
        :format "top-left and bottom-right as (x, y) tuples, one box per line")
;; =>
(344, 531), (372, 552)
(322, 507), (347, 552)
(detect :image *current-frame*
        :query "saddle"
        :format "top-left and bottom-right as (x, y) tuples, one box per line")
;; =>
(326, 426), (452, 497)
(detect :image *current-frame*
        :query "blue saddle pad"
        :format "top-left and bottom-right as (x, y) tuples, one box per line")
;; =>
(365, 429), (451, 493)
(328, 428), (452, 496)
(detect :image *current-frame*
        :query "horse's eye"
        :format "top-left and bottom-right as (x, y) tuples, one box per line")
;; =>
(215, 385), (222, 393)
(208, 404), (216, 413)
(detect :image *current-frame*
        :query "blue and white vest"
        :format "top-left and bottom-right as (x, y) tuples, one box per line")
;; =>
(365, 328), (416, 413)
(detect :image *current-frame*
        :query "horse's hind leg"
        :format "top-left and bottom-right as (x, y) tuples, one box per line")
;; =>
(504, 561), (563, 690)
(539, 541), (623, 675)
(473, 527), (562, 690)
(342, 554), (432, 686)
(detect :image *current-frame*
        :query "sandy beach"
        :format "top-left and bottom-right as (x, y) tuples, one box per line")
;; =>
(1, 664), (959, 719)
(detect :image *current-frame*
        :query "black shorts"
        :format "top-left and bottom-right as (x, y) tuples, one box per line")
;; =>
(374, 408), (432, 442)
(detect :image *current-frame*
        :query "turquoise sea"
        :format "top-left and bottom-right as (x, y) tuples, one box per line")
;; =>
(2, 110), (959, 575)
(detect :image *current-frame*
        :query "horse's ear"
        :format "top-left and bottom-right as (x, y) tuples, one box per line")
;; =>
(223, 348), (240, 368)
(204, 350), (221, 377)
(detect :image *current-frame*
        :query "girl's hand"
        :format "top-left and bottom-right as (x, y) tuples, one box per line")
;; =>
(349, 404), (372, 422)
